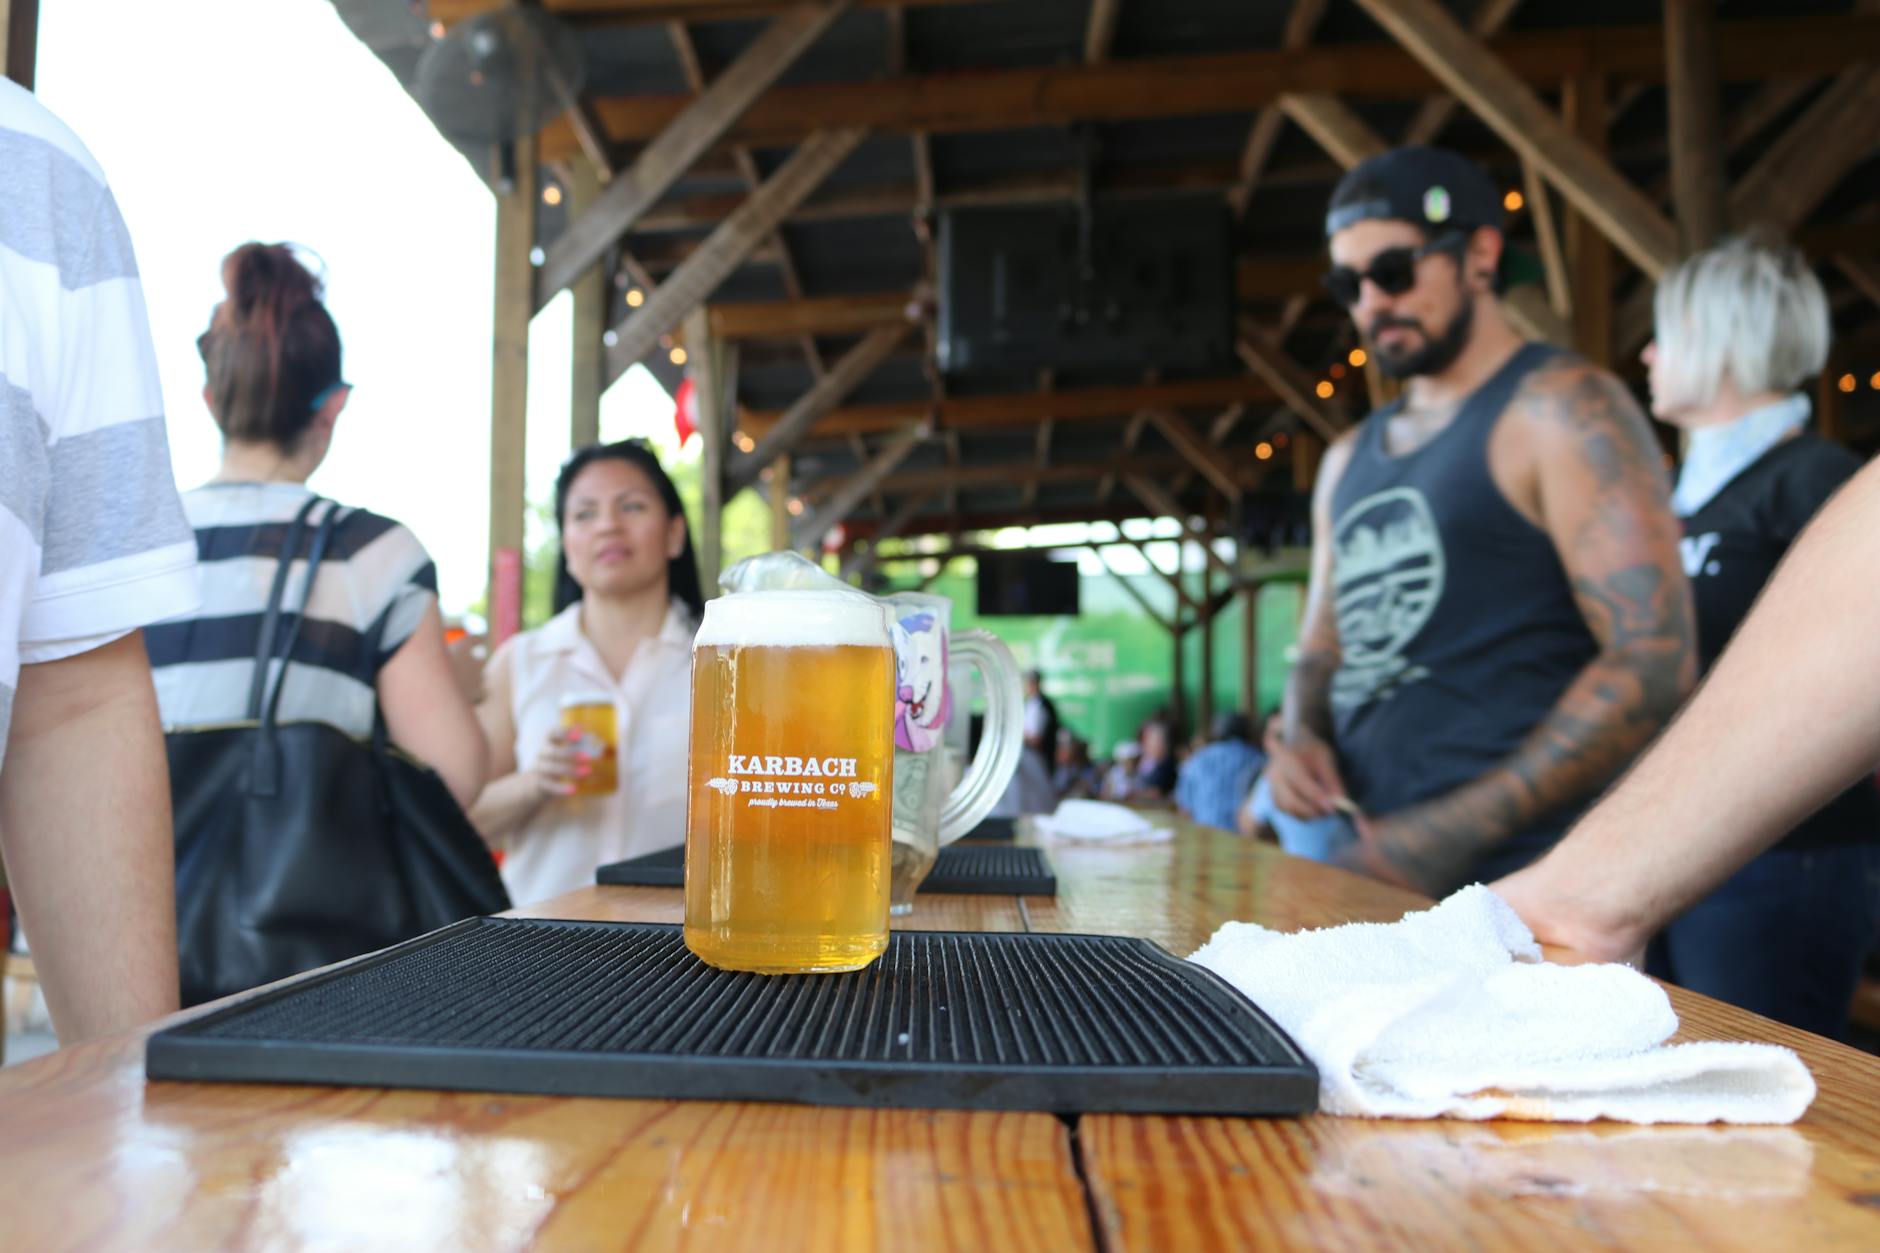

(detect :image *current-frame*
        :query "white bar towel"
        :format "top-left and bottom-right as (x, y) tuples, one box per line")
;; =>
(1189, 885), (1816, 1124)
(1030, 799), (1173, 844)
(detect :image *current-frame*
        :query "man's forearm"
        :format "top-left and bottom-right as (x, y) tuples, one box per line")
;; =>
(0, 632), (179, 1043)
(1364, 642), (1691, 889)
(1283, 647), (1339, 743)
(1507, 459), (1880, 951)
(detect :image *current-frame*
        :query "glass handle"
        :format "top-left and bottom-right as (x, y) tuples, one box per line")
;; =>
(938, 630), (1025, 844)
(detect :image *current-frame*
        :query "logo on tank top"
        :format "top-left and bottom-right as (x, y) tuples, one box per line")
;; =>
(1330, 487), (1445, 712)
(1680, 532), (1723, 578)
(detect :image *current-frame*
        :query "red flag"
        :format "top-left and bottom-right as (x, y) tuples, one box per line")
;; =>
(672, 376), (698, 446)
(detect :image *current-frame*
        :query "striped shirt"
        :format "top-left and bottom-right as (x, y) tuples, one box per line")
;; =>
(0, 80), (199, 770)
(147, 483), (438, 739)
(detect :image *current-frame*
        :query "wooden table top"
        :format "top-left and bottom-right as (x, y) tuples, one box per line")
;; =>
(3, 823), (1877, 1252)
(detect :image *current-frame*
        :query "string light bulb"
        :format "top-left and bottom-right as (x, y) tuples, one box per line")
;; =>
(626, 289), (645, 308)
(1315, 380), (1335, 399)
(1348, 348), (1367, 367)
(1255, 442), (1274, 461)
(542, 184), (562, 207)
(1503, 189), (1525, 212)
(670, 346), (688, 366)
(1838, 373), (1857, 393)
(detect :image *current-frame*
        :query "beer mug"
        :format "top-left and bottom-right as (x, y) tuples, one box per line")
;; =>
(885, 592), (1023, 912)
(683, 589), (896, 973)
(558, 692), (618, 796)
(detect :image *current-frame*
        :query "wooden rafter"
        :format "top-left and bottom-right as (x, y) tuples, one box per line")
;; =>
(1098, 410), (1151, 504)
(667, 20), (828, 376)
(534, 1), (847, 307)
(1399, 0), (1524, 147)
(604, 127), (866, 382)
(1522, 159), (1571, 319)
(727, 321), (911, 493)
(794, 420), (928, 545)
(538, 16), (1880, 160)
(1146, 410), (1243, 504)
(817, 454), (1252, 504)
(1022, 369), (1054, 510)
(1351, 0), (1677, 280)
(743, 374), (1281, 440)
(1123, 475), (1236, 582)
(1665, 0), (1727, 253)
(1235, 320), (1347, 443)
(1083, 0), (1123, 66)
(1092, 547), (1172, 634)
(1114, 538), (1201, 616)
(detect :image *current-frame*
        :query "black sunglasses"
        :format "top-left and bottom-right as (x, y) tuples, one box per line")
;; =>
(1322, 231), (1466, 307)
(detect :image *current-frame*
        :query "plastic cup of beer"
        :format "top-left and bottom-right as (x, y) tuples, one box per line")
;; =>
(683, 590), (896, 974)
(558, 692), (619, 796)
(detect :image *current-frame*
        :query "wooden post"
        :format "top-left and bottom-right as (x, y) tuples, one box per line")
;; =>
(1665, 0), (1728, 252)
(1169, 544), (1187, 742)
(1240, 579), (1259, 716)
(1562, 74), (1612, 367)
(1198, 559), (1216, 735)
(686, 304), (728, 591)
(489, 139), (536, 645)
(1293, 430), (1324, 495)
(2, 0), (37, 88)
(769, 455), (792, 551)
(569, 157), (606, 450)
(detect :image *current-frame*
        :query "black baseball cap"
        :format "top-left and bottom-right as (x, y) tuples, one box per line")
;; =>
(1325, 146), (1504, 239)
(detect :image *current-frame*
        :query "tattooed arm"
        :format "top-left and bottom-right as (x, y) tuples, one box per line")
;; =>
(1267, 430), (1362, 819)
(1497, 457), (1880, 958)
(1343, 363), (1697, 893)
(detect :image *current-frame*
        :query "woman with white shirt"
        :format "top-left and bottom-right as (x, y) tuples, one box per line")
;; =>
(472, 441), (703, 905)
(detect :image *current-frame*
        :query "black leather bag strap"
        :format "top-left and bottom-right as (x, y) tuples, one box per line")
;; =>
(249, 500), (346, 796)
(244, 496), (323, 721)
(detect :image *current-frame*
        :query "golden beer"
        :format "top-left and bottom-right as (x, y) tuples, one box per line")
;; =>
(558, 693), (618, 796)
(684, 591), (895, 973)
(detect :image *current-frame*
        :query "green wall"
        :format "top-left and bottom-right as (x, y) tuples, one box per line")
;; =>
(882, 568), (1304, 757)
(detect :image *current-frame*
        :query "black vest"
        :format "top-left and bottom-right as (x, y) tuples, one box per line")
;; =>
(1328, 343), (1597, 879)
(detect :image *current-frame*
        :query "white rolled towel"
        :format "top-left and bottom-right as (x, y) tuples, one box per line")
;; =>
(1189, 885), (1816, 1124)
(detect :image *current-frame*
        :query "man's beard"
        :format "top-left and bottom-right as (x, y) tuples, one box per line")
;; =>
(1370, 292), (1475, 380)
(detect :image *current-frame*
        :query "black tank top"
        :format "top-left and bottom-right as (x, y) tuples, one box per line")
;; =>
(1328, 343), (1597, 880)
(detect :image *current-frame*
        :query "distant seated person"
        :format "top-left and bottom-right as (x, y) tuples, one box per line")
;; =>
(1133, 717), (1179, 801)
(1100, 740), (1142, 801)
(149, 243), (487, 813)
(1051, 730), (1101, 799)
(472, 442), (702, 906)
(1173, 712), (1266, 832)
(1240, 775), (1358, 862)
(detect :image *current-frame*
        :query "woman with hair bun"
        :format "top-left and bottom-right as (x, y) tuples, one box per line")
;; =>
(146, 243), (487, 809)
(470, 440), (702, 907)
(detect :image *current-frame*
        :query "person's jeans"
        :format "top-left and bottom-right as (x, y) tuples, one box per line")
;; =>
(1647, 841), (1880, 1040)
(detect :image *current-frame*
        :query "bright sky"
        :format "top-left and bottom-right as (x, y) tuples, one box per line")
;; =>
(35, 0), (679, 618)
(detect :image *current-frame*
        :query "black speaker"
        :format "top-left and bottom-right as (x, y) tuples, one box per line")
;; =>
(937, 197), (1234, 378)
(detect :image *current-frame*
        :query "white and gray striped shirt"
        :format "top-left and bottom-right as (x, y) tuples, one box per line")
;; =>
(0, 79), (200, 769)
(148, 483), (438, 740)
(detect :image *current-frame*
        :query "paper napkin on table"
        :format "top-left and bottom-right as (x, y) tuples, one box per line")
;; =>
(1030, 799), (1173, 844)
(1189, 885), (1816, 1125)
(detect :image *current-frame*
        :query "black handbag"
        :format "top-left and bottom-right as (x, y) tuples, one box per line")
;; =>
(169, 496), (510, 1006)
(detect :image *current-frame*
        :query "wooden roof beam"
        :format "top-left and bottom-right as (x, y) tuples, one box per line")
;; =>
(604, 126), (867, 382)
(432, 0), (978, 26)
(1146, 409), (1243, 503)
(539, 16), (1880, 159)
(534, 1), (848, 308)
(1235, 317), (1349, 443)
(742, 374), (1282, 439)
(1350, 0), (1678, 279)
(728, 321), (911, 494)
(1400, 0), (1525, 147)
(794, 420), (928, 546)
(829, 454), (1257, 505)
(1123, 474), (1237, 582)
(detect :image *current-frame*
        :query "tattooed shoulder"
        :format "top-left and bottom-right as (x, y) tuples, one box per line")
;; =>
(1512, 359), (1668, 492)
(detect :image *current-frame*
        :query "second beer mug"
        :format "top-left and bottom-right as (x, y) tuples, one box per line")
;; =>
(683, 590), (896, 974)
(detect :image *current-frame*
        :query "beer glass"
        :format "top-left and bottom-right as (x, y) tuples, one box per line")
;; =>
(558, 692), (618, 796)
(683, 590), (896, 973)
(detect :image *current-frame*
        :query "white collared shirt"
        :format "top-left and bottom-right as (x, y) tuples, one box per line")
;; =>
(496, 598), (696, 906)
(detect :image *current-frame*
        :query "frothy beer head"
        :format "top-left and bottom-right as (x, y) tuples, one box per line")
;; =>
(694, 589), (890, 650)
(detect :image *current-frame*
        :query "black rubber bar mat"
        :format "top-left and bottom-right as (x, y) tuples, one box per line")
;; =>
(596, 844), (1057, 896)
(146, 919), (1318, 1116)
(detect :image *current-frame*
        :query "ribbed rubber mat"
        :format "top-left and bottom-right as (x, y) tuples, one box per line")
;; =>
(146, 919), (1317, 1115)
(596, 844), (1056, 895)
(919, 845), (1054, 895)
